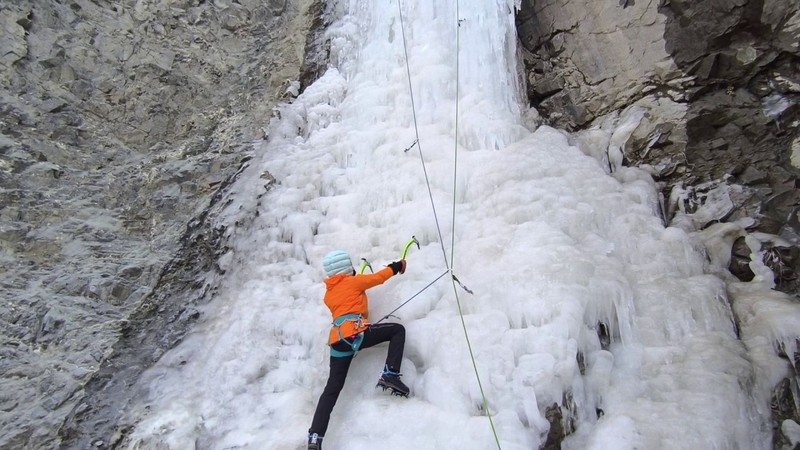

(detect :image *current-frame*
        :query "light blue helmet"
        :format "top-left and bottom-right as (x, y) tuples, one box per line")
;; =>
(323, 250), (354, 277)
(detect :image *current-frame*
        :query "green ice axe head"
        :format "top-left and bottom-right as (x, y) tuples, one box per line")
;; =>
(360, 258), (374, 274)
(401, 236), (420, 260)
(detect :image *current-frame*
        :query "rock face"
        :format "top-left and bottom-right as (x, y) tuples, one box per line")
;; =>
(0, 0), (314, 448)
(58, 163), (276, 449)
(516, 0), (676, 130)
(517, 0), (800, 289)
(516, 0), (800, 447)
(517, 0), (800, 288)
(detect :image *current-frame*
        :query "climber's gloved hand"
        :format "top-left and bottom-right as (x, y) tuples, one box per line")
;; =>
(388, 260), (406, 275)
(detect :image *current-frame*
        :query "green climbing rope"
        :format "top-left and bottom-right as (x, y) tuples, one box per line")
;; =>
(395, 1), (502, 447)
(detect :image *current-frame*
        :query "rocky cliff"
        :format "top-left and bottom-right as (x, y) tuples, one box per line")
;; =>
(1, 0), (314, 448)
(517, 0), (800, 289)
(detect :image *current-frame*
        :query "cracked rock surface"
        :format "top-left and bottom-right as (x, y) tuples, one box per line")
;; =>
(517, 0), (800, 291)
(0, 0), (314, 448)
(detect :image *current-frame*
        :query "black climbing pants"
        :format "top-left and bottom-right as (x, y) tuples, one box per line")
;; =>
(309, 322), (405, 436)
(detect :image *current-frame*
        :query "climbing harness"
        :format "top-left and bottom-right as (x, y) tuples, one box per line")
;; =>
(329, 313), (367, 358)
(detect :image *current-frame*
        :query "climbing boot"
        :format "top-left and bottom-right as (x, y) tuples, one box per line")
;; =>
(376, 365), (410, 397)
(307, 432), (323, 450)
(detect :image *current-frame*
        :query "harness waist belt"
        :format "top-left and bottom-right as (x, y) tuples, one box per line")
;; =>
(330, 313), (368, 358)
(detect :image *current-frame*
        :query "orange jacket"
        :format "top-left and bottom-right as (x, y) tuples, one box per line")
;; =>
(325, 267), (395, 344)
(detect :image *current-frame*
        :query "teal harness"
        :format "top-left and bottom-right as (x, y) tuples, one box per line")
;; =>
(330, 313), (367, 358)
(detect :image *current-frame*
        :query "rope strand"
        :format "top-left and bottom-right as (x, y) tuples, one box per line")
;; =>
(450, 7), (461, 269)
(449, 2), (501, 447)
(375, 270), (449, 324)
(394, 1), (502, 447)
(395, 0), (450, 271)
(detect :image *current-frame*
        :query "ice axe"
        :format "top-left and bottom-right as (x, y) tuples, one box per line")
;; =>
(359, 236), (418, 275)
(359, 258), (374, 274)
(401, 235), (419, 260)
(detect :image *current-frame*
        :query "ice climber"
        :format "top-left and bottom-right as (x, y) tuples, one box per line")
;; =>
(307, 250), (410, 450)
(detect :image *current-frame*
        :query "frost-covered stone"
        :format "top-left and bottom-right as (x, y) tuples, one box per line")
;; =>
(0, 0), (315, 447)
(516, 0), (800, 297)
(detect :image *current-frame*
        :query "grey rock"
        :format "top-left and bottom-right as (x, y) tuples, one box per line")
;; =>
(517, 0), (674, 129)
(0, 8), (30, 79)
(772, 378), (800, 450)
(543, 402), (565, 450)
(1, 0), (316, 448)
(739, 166), (769, 185)
(517, 0), (800, 295)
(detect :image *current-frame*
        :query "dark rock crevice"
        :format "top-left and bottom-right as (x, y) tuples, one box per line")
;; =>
(299, 0), (332, 93)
